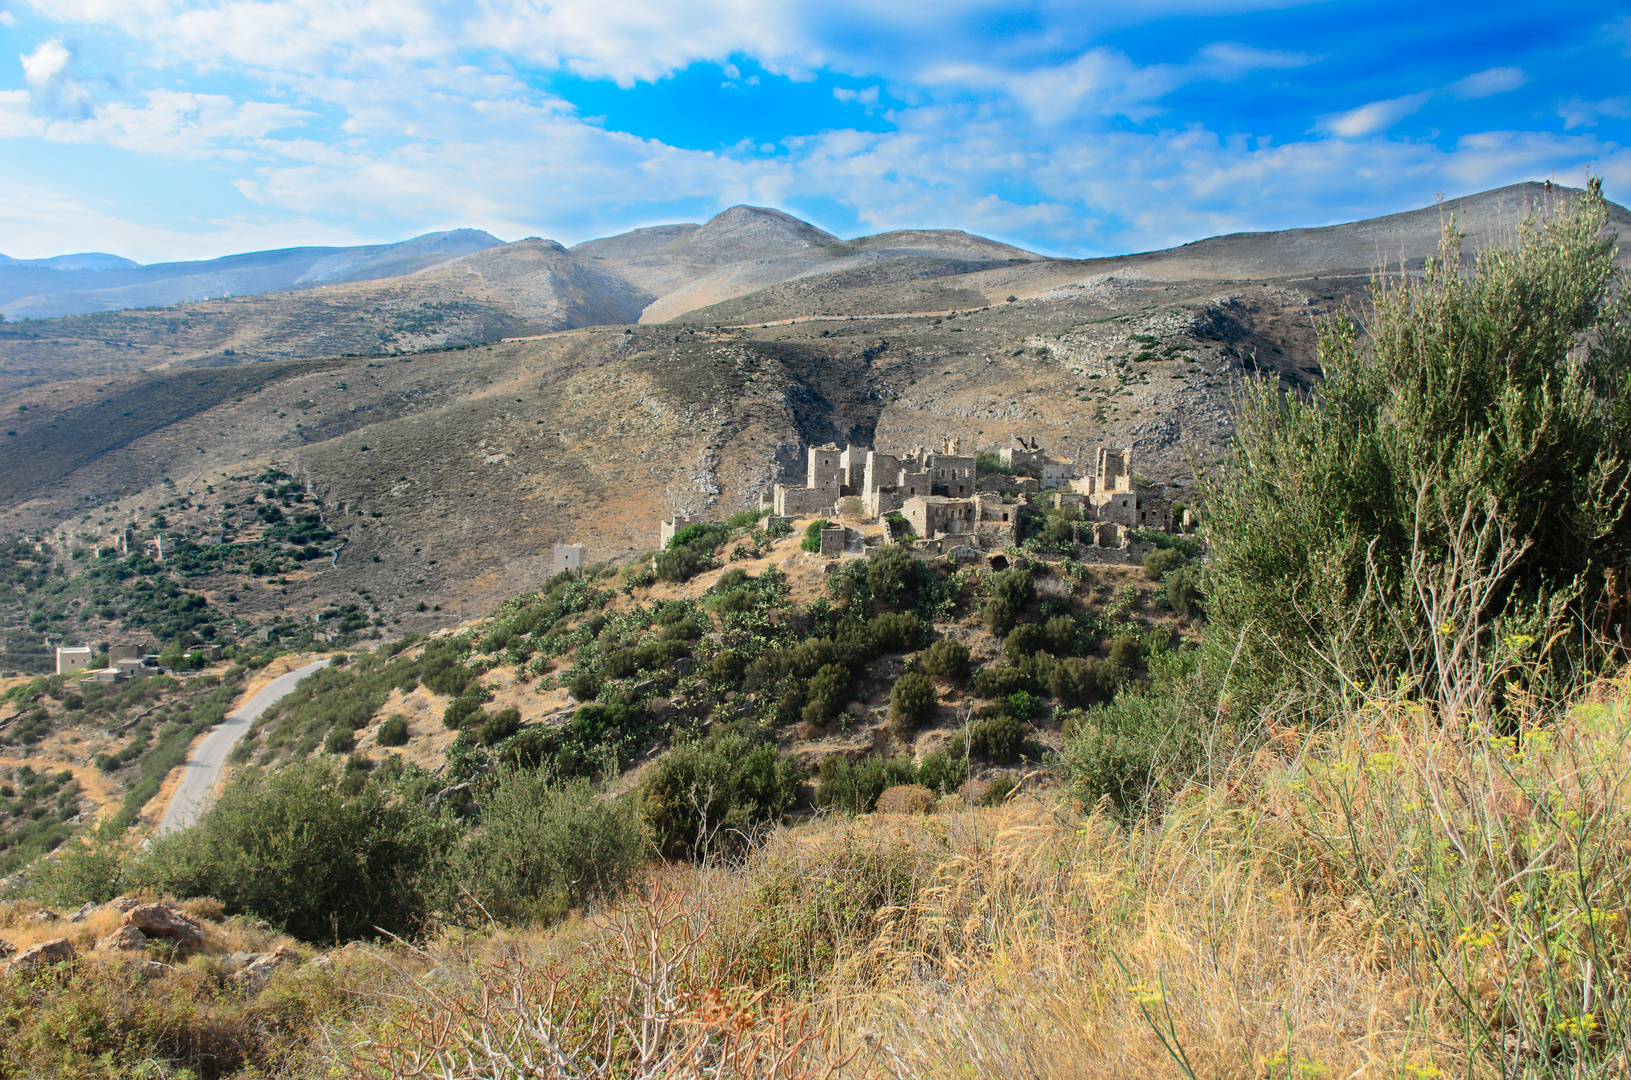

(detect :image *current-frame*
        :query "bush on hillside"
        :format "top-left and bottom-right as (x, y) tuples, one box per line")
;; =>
(1003, 622), (1050, 660)
(973, 664), (1034, 699)
(1108, 635), (1141, 671)
(1049, 656), (1122, 706)
(950, 713), (1023, 763)
(1201, 183), (1631, 695)
(642, 724), (800, 859)
(376, 714), (410, 747)
(801, 663), (853, 726)
(477, 707), (522, 746)
(131, 760), (449, 942)
(1142, 546), (1186, 581)
(922, 637), (970, 681)
(449, 770), (641, 924)
(889, 672), (938, 736)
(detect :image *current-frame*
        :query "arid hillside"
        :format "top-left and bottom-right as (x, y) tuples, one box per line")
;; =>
(0, 180), (1619, 626)
(0, 274), (1326, 627)
(7, 183), (1611, 396)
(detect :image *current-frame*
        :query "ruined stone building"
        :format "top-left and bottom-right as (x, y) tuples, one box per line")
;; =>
(999, 435), (1079, 489)
(553, 544), (584, 574)
(658, 513), (693, 548)
(900, 492), (1022, 548)
(1066, 447), (1174, 534)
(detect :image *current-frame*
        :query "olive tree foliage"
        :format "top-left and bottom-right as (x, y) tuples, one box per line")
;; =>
(1201, 183), (1631, 694)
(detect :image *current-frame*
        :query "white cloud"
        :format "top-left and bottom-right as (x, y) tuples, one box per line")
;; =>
(1446, 66), (1525, 99)
(832, 85), (878, 105)
(1194, 41), (1311, 77)
(19, 37), (94, 119)
(1316, 91), (1431, 138)
(1559, 96), (1631, 130)
(0, 10), (16, 25)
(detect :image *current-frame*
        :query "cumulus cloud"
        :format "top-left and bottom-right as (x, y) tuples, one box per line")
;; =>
(19, 37), (94, 119)
(2, 0), (1623, 263)
(1316, 91), (1431, 138)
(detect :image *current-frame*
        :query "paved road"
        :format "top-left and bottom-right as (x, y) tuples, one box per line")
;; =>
(158, 658), (333, 833)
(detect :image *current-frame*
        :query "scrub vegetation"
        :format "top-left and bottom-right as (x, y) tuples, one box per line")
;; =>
(3, 188), (1629, 1079)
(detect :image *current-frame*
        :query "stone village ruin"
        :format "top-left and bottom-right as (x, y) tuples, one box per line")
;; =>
(648, 433), (1191, 566)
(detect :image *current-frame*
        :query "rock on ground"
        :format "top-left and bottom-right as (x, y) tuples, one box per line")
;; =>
(227, 946), (300, 992)
(95, 925), (148, 951)
(6, 937), (75, 974)
(125, 903), (204, 947)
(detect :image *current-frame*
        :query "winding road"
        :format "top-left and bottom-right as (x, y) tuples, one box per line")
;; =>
(158, 658), (333, 833)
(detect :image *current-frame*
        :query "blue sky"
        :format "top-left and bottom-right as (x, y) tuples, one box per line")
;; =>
(0, 0), (1626, 263)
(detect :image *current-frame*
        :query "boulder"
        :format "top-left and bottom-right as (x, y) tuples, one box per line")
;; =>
(68, 901), (98, 923)
(7, 937), (75, 974)
(95, 925), (148, 951)
(227, 946), (299, 992)
(0, 938), (14, 958)
(125, 903), (204, 947)
(27, 908), (60, 923)
(107, 896), (141, 913)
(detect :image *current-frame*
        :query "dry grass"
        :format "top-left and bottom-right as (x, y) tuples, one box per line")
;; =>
(0, 895), (300, 958)
(300, 669), (1631, 1079)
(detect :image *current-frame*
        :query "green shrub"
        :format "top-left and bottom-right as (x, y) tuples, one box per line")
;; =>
(443, 686), (489, 730)
(1164, 566), (1204, 619)
(132, 760), (449, 942)
(654, 545), (711, 583)
(987, 567), (1035, 609)
(1044, 614), (1079, 655)
(376, 714), (410, 747)
(922, 638), (971, 681)
(450, 770), (641, 924)
(654, 600), (690, 626)
(642, 724), (799, 859)
(1108, 635), (1141, 671)
(953, 714), (1023, 763)
(1005, 691), (1040, 720)
(1142, 546), (1186, 581)
(916, 750), (967, 796)
(889, 673), (938, 736)
(324, 724), (357, 754)
(710, 648), (745, 686)
(477, 707), (522, 746)
(30, 821), (126, 907)
(1003, 622), (1049, 660)
(566, 669), (600, 701)
(571, 700), (643, 742)
(1048, 657), (1121, 706)
(800, 519), (834, 553)
(601, 648), (639, 679)
(982, 596), (1018, 636)
(801, 663), (853, 726)
(868, 611), (923, 652)
(972, 664), (1033, 699)
(979, 773), (1019, 806)
(813, 754), (918, 814)
(1203, 184), (1631, 695)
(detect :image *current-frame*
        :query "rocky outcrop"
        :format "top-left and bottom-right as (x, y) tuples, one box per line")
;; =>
(107, 896), (141, 913)
(96, 925), (148, 951)
(125, 903), (204, 947)
(7, 937), (74, 974)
